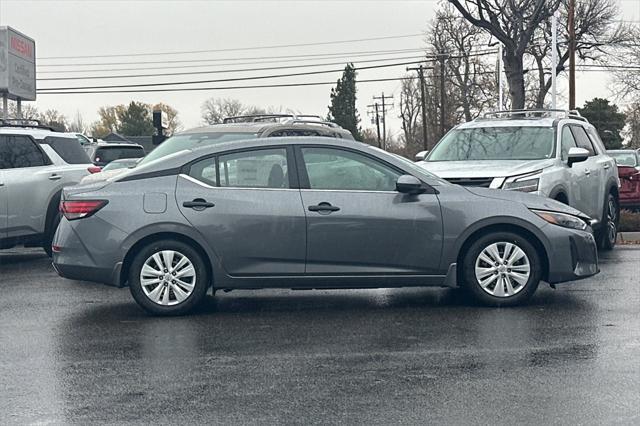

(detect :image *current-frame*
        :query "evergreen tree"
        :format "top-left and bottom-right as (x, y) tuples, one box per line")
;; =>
(118, 101), (155, 136)
(577, 98), (626, 149)
(327, 63), (362, 140)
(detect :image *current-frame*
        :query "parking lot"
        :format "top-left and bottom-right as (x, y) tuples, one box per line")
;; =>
(0, 246), (638, 424)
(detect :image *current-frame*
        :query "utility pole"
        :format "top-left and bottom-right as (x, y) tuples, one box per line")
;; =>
(373, 92), (393, 150)
(438, 52), (449, 137)
(568, 0), (576, 110)
(497, 44), (503, 110)
(367, 102), (382, 148)
(551, 11), (559, 109)
(407, 65), (432, 150)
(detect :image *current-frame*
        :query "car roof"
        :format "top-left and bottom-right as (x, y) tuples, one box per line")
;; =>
(607, 149), (637, 153)
(181, 121), (352, 136)
(0, 126), (77, 139)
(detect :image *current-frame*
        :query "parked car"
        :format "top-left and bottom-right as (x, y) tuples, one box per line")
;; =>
(0, 119), (93, 255)
(417, 110), (620, 250)
(79, 158), (141, 185)
(607, 149), (640, 210)
(84, 142), (145, 167)
(138, 114), (354, 167)
(53, 136), (598, 315)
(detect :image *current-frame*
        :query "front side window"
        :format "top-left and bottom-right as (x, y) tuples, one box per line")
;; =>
(428, 127), (555, 161)
(561, 126), (578, 161)
(42, 136), (91, 164)
(301, 147), (401, 191)
(219, 148), (289, 189)
(570, 126), (596, 156)
(3, 136), (48, 169)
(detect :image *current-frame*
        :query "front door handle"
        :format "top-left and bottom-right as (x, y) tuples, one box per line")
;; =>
(183, 199), (215, 210)
(49, 174), (62, 181)
(584, 169), (591, 175)
(603, 164), (610, 170)
(308, 202), (340, 213)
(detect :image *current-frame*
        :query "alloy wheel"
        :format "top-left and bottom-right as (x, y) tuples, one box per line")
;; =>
(474, 241), (531, 298)
(606, 197), (617, 245)
(139, 250), (196, 306)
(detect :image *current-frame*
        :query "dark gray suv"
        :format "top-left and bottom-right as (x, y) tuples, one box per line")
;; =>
(53, 137), (598, 315)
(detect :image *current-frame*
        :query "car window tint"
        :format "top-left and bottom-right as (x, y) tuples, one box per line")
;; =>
(301, 147), (401, 191)
(585, 127), (606, 155)
(94, 146), (145, 164)
(219, 148), (289, 189)
(4, 136), (48, 168)
(561, 126), (578, 162)
(41, 136), (91, 164)
(570, 126), (596, 156)
(188, 157), (218, 187)
(268, 129), (322, 137)
(0, 136), (10, 169)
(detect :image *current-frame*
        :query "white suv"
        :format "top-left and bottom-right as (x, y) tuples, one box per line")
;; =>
(418, 110), (620, 250)
(0, 121), (94, 255)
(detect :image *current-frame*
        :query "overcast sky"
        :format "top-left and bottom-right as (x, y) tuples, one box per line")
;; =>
(1, 0), (639, 136)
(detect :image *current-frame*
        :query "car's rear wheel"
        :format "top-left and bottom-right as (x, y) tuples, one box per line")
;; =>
(462, 232), (542, 306)
(128, 240), (209, 315)
(596, 193), (618, 251)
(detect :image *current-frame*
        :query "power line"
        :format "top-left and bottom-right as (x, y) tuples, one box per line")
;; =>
(37, 76), (423, 95)
(37, 55), (428, 81)
(37, 59), (428, 91)
(36, 47), (427, 68)
(37, 33), (425, 60)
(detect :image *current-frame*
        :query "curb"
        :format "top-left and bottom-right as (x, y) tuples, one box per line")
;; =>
(618, 232), (640, 244)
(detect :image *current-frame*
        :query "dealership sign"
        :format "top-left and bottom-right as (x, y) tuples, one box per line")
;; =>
(0, 27), (36, 101)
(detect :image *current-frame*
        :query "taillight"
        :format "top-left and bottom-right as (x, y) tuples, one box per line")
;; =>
(88, 166), (102, 174)
(59, 200), (108, 220)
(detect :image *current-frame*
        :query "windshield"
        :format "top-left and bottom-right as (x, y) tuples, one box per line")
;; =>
(608, 151), (638, 167)
(428, 127), (555, 161)
(140, 132), (258, 165)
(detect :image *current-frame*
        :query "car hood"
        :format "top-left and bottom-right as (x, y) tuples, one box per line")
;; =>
(464, 187), (591, 220)
(418, 159), (555, 178)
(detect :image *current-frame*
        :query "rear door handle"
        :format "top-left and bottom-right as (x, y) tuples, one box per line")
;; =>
(183, 199), (215, 209)
(603, 164), (610, 170)
(308, 202), (340, 213)
(49, 174), (62, 181)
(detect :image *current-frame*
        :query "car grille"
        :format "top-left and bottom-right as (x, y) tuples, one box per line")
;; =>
(444, 177), (494, 187)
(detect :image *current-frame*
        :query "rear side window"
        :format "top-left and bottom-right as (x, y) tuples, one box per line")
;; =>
(219, 148), (289, 189)
(41, 136), (91, 164)
(188, 157), (217, 187)
(94, 146), (145, 163)
(0, 136), (48, 169)
(570, 126), (595, 156)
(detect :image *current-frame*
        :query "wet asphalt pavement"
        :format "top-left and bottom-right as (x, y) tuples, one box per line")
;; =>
(0, 247), (639, 425)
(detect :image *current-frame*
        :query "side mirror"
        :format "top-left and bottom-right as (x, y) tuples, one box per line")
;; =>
(415, 150), (429, 161)
(567, 147), (589, 167)
(396, 175), (425, 195)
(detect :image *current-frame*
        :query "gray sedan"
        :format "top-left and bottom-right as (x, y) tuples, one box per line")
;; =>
(52, 137), (599, 315)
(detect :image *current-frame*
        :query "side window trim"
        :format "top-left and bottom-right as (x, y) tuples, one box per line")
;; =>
(569, 125), (596, 156)
(294, 144), (406, 192)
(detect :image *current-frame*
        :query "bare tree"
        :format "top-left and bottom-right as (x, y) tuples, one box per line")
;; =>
(68, 111), (87, 133)
(528, 0), (632, 108)
(611, 27), (640, 101)
(448, 0), (561, 109)
(398, 76), (423, 153)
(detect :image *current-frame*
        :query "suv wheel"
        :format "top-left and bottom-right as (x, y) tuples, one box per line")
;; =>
(462, 232), (541, 306)
(128, 240), (209, 315)
(596, 193), (618, 251)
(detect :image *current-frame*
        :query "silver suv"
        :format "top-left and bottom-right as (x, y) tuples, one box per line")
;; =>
(417, 110), (620, 250)
(0, 120), (93, 255)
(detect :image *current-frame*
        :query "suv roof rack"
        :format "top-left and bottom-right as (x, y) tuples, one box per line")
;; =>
(0, 118), (59, 131)
(480, 109), (589, 122)
(222, 113), (324, 124)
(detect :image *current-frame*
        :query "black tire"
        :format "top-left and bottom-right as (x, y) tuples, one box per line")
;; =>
(595, 192), (618, 251)
(462, 232), (542, 307)
(42, 211), (61, 257)
(128, 239), (209, 316)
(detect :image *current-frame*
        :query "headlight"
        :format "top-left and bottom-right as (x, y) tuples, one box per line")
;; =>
(502, 171), (541, 192)
(531, 209), (588, 231)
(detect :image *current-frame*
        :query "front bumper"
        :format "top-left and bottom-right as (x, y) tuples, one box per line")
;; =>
(545, 227), (599, 284)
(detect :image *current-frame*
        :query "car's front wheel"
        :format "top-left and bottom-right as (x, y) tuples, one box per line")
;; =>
(596, 193), (618, 251)
(462, 232), (542, 306)
(128, 240), (209, 315)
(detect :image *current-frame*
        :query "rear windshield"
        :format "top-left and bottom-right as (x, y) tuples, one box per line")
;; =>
(428, 127), (555, 161)
(608, 151), (638, 167)
(140, 132), (258, 166)
(39, 136), (91, 164)
(94, 146), (145, 163)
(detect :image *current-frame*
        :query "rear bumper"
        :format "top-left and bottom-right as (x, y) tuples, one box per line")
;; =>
(546, 227), (599, 284)
(53, 262), (123, 287)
